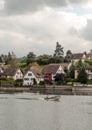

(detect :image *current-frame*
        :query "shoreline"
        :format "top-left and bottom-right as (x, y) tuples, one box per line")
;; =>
(0, 86), (92, 95)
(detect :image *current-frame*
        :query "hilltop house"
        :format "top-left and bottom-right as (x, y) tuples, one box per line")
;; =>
(3, 68), (23, 80)
(23, 66), (43, 86)
(71, 53), (92, 63)
(42, 63), (69, 82)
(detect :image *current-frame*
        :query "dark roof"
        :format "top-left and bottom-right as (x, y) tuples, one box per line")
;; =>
(4, 68), (18, 76)
(86, 54), (92, 59)
(42, 64), (60, 74)
(86, 66), (92, 71)
(75, 66), (92, 71)
(30, 66), (43, 78)
(72, 53), (84, 59)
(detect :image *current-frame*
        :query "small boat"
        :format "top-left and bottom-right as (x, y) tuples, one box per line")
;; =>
(44, 95), (60, 101)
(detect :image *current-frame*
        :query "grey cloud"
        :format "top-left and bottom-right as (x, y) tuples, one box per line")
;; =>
(69, 0), (89, 4)
(68, 19), (92, 42)
(69, 27), (78, 36)
(3, 0), (90, 15)
(80, 19), (92, 41)
(4, 0), (45, 14)
(45, 0), (67, 7)
(4, 0), (67, 14)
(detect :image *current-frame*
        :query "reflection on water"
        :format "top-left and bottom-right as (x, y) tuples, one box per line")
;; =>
(0, 93), (92, 130)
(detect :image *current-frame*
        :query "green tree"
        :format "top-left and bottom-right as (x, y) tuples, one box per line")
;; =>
(85, 59), (92, 66)
(76, 59), (83, 69)
(53, 42), (64, 58)
(37, 54), (52, 65)
(68, 63), (75, 79)
(3, 52), (19, 68)
(77, 67), (88, 84)
(6, 52), (12, 64)
(27, 52), (36, 65)
(65, 50), (72, 62)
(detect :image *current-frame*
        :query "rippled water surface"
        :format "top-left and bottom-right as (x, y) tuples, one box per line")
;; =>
(0, 93), (92, 130)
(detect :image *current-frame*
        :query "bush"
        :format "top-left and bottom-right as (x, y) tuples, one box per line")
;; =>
(66, 78), (74, 82)
(15, 79), (23, 87)
(56, 81), (63, 85)
(0, 77), (7, 80)
(67, 82), (73, 86)
(0, 78), (15, 87)
(87, 79), (92, 84)
(39, 81), (45, 85)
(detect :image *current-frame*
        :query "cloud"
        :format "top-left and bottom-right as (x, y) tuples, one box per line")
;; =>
(4, 0), (67, 15)
(0, 1), (92, 57)
(3, 0), (91, 15)
(69, 0), (89, 4)
(80, 19), (92, 41)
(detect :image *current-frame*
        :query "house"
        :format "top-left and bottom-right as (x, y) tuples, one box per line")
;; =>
(72, 53), (86, 62)
(23, 66), (43, 86)
(71, 53), (92, 63)
(42, 64), (68, 82)
(86, 66), (92, 79)
(75, 66), (92, 80)
(86, 53), (92, 59)
(3, 68), (23, 80)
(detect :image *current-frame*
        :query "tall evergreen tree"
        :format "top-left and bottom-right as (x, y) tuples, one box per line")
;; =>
(77, 67), (88, 84)
(53, 42), (64, 58)
(69, 63), (75, 79)
(76, 59), (83, 70)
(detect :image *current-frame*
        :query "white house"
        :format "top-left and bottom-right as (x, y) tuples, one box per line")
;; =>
(4, 68), (23, 80)
(23, 66), (43, 86)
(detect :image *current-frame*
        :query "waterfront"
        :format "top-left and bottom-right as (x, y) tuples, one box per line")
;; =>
(1, 86), (92, 95)
(0, 93), (92, 130)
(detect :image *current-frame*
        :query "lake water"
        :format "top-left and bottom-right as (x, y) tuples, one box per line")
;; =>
(0, 93), (92, 130)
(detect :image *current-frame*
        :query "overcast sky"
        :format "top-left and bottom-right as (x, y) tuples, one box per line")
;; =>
(0, 0), (92, 57)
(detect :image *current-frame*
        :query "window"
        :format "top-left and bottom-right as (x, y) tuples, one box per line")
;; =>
(24, 78), (29, 80)
(28, 73), (32, 76)
(31, 78), (34, 80)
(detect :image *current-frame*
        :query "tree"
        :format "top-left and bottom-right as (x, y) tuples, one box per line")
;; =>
(68, 63), (75, 79)
(65, 50), (72, 62)
(77, 67), (88, 84)
(53, 42), (64, 58)
(36, 54), (52, 65)
(27, 52), (36, 65)
(3, 52), (19, 68)
(76, 59), (83, 69)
